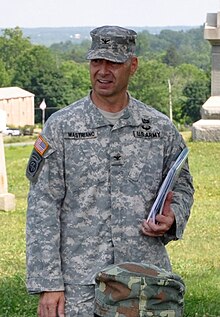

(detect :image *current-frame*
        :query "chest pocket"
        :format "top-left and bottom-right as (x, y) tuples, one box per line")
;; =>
(126, 138), (164, 195)
(64, 137), (108, 189)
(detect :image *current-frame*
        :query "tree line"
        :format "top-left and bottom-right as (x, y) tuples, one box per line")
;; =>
(0, 26), (211, 125)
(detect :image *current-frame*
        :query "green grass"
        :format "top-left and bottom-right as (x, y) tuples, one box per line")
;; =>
(0, 140), (220, 317)
(3, 135), (36, 145)
(167, 140), (220, 317)
(0, 145), (39, 317)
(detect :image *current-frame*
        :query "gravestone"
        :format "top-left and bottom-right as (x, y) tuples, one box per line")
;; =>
(192, 12), (220, 141)
(0, 109), (15, 211)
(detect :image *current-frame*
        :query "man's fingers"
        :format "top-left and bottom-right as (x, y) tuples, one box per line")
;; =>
(141, 219), (164, 236)
(37, 292), (65, 317)
(38, 302), (57, 317)
(162, 191), (174, 215)
(57, 294), (65, 317)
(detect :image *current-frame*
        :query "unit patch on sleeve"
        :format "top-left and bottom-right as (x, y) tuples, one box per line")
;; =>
(26, 135), (49, 182)
(26, 149), (44, 182)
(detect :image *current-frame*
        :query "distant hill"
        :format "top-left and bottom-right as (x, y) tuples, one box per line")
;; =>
(0, 25), (201, 46)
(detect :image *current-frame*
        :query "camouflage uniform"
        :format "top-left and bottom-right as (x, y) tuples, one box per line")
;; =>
(87, 25), (137, 63)
(26, 25), (194, 316)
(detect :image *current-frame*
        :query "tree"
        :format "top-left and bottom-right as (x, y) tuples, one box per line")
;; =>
(135, 31), (150, 57)
(169, 63), (210, 123)
(0, 27), (32, 71)
(129, 59), (172, 116)
(50, 39), (90, 63)
(11, 44), (70, 122)
(180, 80), (210, 124)
(60, 61), (90, 104)
(0, 59), (10, 86)
(162, 45), (181, 66)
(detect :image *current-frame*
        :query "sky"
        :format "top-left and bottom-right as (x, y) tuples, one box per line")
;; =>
(1, 0), (220, 28)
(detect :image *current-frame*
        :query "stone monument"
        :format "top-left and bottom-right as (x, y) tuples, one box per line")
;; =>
(192, 12), (220, 141)
(0, 109), (15, 211)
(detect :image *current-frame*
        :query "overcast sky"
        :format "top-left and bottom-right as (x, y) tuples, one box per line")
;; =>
(1, 0), (220, 28)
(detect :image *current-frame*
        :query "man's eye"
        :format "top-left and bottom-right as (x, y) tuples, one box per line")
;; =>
(109, 61), (118, 65)
(108, 61), (123, 67)
(91, 59), (101, 64)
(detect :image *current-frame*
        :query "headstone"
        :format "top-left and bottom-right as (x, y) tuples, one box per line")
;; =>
(0, 109), (6, 131)
(192, 12), (220, 141)
(0, 109), (15, 211)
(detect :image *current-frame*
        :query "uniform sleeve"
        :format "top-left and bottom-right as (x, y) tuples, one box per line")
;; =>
(162, 127), (194, 245)
(26, 121), (66, 294)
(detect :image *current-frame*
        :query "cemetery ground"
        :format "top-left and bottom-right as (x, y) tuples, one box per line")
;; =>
(0, 134), (220, 317)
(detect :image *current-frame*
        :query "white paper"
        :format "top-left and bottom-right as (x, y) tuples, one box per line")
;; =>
(146, 147), (189, 223)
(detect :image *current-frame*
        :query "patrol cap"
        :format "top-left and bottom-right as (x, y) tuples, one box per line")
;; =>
(94, 262), (185, 317)
(86, 25), (137, 63)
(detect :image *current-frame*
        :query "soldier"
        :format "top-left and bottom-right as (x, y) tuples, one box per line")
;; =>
(26, 25), (194, 317)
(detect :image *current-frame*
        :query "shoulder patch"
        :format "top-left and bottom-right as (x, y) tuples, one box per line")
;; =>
(34, 135), (49, 155)
(26, 149), (44, 182)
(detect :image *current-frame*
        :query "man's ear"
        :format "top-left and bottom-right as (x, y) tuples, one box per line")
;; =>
(130, 56), (138, 76)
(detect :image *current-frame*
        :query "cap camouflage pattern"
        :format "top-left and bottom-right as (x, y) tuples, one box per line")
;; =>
(94, 262), (185, 317)
(86, 25), (137, 63)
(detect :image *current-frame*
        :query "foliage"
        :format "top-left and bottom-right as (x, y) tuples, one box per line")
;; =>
(0, 59), (10, 86)
(181, 80), (210, 124)
(12, 45), (70, 107)
(60, 60), (90, 104)
(3, 135), (36, 144)
(0, 27), (32, 72)
(167, 64), (210, 124)
(0, 141), (220, 316)
(0, 28), (70, 122)
(19, 125), (35, 136)
(162, 44), (182, 66)
(129, 59), (172, 116)
(50, 39), (91, 63)
(135, 30), (151, 57)
(144, 26), (211, 71)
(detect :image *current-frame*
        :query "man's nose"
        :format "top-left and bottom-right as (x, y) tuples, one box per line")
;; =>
(99, 60), (110, 74)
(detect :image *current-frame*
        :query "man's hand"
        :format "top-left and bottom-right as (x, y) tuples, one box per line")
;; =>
(141, 192), (175, 237)
(37, 291), (65, 317)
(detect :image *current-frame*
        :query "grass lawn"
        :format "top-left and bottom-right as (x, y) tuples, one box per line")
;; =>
(0, 136), (220, 317)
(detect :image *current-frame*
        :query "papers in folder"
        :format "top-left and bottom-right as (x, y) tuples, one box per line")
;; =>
(146, 147), (189, 223)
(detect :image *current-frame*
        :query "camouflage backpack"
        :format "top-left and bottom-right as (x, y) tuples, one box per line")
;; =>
(94, 262), (185, 317)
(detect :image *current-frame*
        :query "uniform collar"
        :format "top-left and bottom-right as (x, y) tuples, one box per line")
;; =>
(84, 93), (142, 129)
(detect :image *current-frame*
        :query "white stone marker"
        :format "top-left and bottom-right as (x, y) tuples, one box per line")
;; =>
(0, 109), (15, 211)
(192, 12), (220, 141)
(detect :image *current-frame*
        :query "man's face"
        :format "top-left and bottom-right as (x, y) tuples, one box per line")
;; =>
(89, 57), (138, 100)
